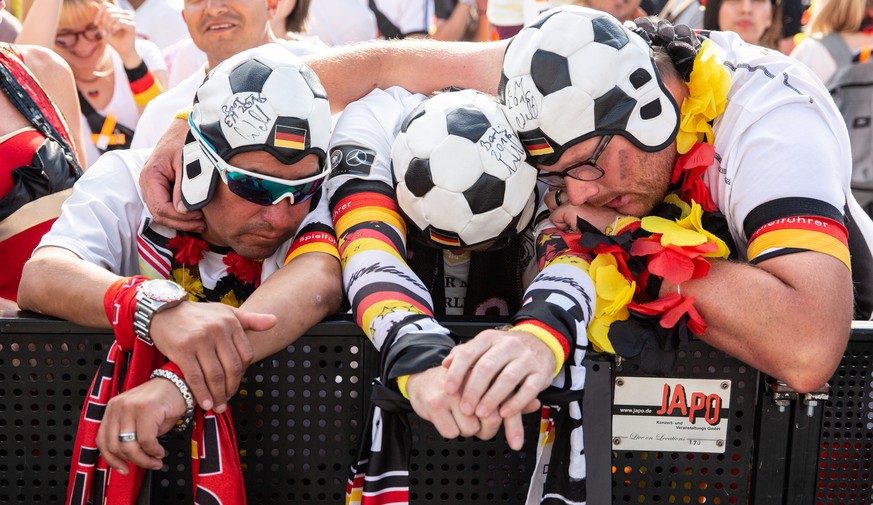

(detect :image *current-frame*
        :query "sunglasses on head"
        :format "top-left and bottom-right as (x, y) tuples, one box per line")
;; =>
(188, 115), (328, 206)
(55, 24), (103, 49)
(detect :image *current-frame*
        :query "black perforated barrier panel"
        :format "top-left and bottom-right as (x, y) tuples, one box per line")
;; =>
(155, 332), (370, 504)
(0, 318), (109, 504)
(2, 314), (871, 505)
(815, 332), (873, 505)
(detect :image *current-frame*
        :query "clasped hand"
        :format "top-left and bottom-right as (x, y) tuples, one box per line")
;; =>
(405, 329), (555, 450)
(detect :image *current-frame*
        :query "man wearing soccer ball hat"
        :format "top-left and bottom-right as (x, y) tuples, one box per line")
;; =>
(325, 86), (597, 502)
(494, 5), (872, 389)
(18, 44), (342, 503)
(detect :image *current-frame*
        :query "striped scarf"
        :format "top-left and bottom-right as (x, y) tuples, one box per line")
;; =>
(346, 372), (588, 505)
(66, 272), (248, 504)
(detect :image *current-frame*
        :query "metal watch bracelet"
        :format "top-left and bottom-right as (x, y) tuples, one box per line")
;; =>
(150, 369), (195, 432)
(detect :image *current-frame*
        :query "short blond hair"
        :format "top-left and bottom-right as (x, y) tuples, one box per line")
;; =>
(58, 0), (115, 29)
(806, 0), (869, 34)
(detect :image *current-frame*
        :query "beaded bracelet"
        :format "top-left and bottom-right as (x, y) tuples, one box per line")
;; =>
(150, 368), (195, 432)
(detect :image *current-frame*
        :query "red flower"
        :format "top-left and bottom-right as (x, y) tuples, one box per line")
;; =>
(571, 232), (636, 281)
(629, 292), (708, 334)
(671, 142), (717, 212)
(223, 252), (262, 286)
(631, 236), (717, 286)
(167, 235), (208, 265)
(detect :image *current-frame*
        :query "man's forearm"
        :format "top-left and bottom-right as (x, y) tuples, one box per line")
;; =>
(674, 253), (852, 392)
(304, 39), (507, 114)
(239, 252), (343, 362)
(18, 247), (118, 328)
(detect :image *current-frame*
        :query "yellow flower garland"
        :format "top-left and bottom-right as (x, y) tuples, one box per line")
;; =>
(676, 39), (731, 155)
(641, 195), (730, 259)
(588, 253), (636, 354)
(584, 37), (734, 353)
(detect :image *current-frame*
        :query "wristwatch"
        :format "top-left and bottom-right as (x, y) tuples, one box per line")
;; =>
(133, 279), (187, 345)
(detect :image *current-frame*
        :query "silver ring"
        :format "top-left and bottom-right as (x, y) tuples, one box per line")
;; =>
(554, 189), (563, 206)
(118, 432), (137, 443)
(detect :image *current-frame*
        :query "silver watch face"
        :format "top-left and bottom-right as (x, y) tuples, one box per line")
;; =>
(142, 279), (187, 302)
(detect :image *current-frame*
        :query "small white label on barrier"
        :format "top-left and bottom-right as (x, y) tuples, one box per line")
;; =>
(612, 377), (731, 453)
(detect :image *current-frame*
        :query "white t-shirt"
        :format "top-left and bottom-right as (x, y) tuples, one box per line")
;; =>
(307, 0), (378, 46)
(80, 39), (166, 167)
(131, 66), (205, 149)
(442, 249), (471, 315)
(488, 0), (576, 27)
(132, 39), (329, 149)
(164, 37), (208, 88)
(37, 148), (334, 285)
(118, 0), (189, 52)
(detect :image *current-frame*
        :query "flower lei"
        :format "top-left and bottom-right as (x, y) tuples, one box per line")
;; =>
(572, 39), (734, 370)
(166, 233), (263, 307)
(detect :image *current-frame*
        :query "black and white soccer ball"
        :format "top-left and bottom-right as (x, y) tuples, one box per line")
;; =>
(181, 43), (332, 209)
(391, 89), (538, 249)
(499, 5), (679, 166)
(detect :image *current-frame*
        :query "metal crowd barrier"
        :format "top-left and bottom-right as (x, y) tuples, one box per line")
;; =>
(0, 313), (870, 504)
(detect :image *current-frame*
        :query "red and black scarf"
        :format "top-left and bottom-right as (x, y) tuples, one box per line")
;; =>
(66, 276), (248, 505)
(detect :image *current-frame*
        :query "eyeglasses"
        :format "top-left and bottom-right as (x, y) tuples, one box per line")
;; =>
(55, 25), (103, 49)
(187, 115), (328, 206)
(536, 135), (613, 188)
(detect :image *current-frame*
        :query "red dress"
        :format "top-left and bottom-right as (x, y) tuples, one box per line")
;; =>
(0, 128), (62, 302)
(0, 44), (81, 303)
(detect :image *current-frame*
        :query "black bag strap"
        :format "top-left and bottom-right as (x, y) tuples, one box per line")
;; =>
(77, 90), (135, 152)
(368, 0), (405, 39)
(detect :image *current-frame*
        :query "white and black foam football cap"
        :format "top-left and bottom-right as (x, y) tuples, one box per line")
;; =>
(181, 43), (332, 209)
(499, 5), (679, 166)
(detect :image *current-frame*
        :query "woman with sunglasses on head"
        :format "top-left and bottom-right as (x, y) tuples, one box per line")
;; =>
(0, 0), (86, 310)
(19, 0), (167, 167)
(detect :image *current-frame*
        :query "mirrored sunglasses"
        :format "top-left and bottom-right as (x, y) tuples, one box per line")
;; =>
(188, 115), (328, 206)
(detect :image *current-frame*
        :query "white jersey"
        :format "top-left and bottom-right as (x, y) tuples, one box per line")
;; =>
(37, 148), (335, 286)
(706, 32), (873, 316)
(80, 39), (166, 167)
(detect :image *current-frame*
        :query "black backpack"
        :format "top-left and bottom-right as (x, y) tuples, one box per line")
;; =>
(821, 33), (873, 215)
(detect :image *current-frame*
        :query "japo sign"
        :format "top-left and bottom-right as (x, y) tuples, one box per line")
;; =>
(612, 377), (732, 453)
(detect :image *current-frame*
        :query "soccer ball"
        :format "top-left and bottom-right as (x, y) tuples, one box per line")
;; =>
(181, 43), (332, 209)
(391, 89), (538, 249)
(499, 6), (679, 166)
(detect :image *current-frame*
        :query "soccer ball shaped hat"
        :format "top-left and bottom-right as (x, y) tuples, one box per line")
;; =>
(392, 89), (538, 250)
(181, 43), (332, 209)
(499, 5), (679, 166)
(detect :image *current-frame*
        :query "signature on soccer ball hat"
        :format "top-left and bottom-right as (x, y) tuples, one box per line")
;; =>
(181, 43), (332, 210)
(391, 89), (538, 250)
(499, 5), (679, 166)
